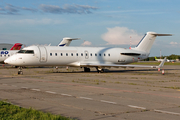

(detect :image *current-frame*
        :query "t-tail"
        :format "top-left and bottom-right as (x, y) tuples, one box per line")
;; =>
(58, 38), (80, 47)
(10, 43), (23, 50)
(134, 32), (172, 53)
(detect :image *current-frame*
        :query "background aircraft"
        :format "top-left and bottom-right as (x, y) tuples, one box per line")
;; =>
(4, 32), (170, 74)
(155, 56), (176, 62)
(0, 43), (22, 64)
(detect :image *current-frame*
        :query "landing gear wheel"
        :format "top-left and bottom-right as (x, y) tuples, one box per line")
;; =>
(18, 71), (23, 75)
(84, 67), (90, 72)
(96, 67), (104, 73)
(18, 67), (23, 75)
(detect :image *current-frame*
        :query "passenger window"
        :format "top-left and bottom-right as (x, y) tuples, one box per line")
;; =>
(76, 53), (78, 56)
(90, 53), (92, 56)
(95, 53), (97, 56)
(99, 54), (101, 56)
(108, 54), (110, 56)
(50, 53), (52, 56)
(104, 54), (106, 56)
(71, 53), (73, 56)
(81, 53), (83, 56)
(66, 53), (68, 56)
(55, 53), (57, 56)
(61, 53), (63, 56)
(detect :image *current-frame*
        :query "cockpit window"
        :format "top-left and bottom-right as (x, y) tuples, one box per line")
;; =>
(18, 50), (34, 54)
(18, 50), (26, 53)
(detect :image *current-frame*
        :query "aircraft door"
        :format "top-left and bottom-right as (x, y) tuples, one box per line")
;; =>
(84, 50), (89, 59)
(38, 46), (47, 62)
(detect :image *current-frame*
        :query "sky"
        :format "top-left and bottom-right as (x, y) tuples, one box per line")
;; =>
(0, 0), (180, 56)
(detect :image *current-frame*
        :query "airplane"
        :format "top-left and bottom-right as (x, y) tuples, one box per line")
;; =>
(155, 56), (176, 62)
(0, 43), (23, 64)
(4, 32), (170, 74)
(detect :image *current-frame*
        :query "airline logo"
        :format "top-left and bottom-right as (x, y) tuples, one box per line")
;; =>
(0, 51), (9, 55)
(12, 46), (21, 50)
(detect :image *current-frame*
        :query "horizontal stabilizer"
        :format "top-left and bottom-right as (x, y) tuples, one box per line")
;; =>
(58, 38), (80, 46)
(151, 34), (172, 36)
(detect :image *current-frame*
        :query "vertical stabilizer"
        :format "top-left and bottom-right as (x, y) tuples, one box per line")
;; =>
(10, 43), (23, 50)
(135, 32), (172, 53)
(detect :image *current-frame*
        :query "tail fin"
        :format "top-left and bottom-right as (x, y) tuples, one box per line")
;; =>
(58, 37), (80, 47)
(155, 56), (157, 60)
(10, 43), (23, 50)
(134, 32), (172, 53)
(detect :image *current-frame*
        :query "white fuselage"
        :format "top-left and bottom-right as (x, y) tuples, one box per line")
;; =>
(5, 46), (148, 66)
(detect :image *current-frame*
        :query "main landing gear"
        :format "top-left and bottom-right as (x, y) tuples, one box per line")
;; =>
(18, 67), (23, 75)
(84, 67), (90, 72)
(96, 67), (104, 73)
(84, 67), (105, 73)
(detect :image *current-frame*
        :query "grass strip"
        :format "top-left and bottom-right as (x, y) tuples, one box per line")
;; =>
(0, 101), (72, 120)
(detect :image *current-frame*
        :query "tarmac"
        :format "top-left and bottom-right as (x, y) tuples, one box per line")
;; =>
(0, 64), (180, 120)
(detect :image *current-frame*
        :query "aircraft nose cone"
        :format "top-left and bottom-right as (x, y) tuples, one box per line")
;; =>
(4, 58), (10, 64)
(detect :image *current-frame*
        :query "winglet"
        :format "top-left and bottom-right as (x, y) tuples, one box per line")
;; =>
(157, 57), (166, 68)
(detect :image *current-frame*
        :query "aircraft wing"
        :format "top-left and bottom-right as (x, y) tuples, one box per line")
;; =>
(80, 57), (166, 68)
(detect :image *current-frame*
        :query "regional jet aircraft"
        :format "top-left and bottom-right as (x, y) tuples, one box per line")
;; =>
(0, 43), (23, 64)
(4, 32), (170, 74)
(155, 56), (176, 62)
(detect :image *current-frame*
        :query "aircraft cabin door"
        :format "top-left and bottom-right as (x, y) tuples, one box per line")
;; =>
(38, 46), (47, 62)
(84, 50), (89, 59)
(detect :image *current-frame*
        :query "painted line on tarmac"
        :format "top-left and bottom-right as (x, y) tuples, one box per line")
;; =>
(45, 91), (57, 94)
(128, 105), (146, 110)
(31, 89), (41, 91)
(20, 78), (180, 99)
(100, 100), (117, 104)
(154, 109), (180, 116)
(61, 93), (72, 97)
(79, 97), (93, 100)
(21, 87), (29, 89)
(2, 84), (7, 86)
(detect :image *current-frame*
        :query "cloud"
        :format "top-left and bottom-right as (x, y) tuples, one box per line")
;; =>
(0, 18), (64, 25)
(101, 27), (143, 45)
(81, 41), (92, 46)
(39, 4), (98, 14)
(170, 42), (178, 45)
(0, 4), (37, 15)
(22, 7), (38, 12)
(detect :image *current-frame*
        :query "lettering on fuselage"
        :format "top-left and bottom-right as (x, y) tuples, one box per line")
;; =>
(0, 51), (9, 55)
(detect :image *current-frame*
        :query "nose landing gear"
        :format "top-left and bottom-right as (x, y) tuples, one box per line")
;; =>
(18, 67), (23, 75)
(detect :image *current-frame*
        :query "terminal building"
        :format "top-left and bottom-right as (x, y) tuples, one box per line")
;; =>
(0, 43), (13, 50)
